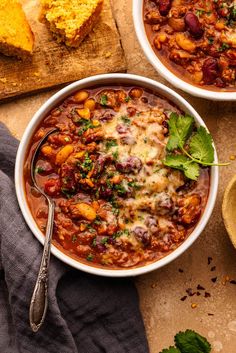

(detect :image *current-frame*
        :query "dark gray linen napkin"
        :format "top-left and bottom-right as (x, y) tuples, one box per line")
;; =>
(0, 123), (149, 353)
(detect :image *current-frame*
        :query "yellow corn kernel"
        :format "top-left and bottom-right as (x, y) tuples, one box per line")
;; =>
(76, 108), (91, 120)
(55, 145), (74, 165)
(41, 145), (53, 157)
(74, 151), (85, 159)
(74, 90), (89, 103)
(84, 98), (96, 111)
(74, 203), (96, 221)
(92, 119), (100, 126)
(175, 33), (196, 52)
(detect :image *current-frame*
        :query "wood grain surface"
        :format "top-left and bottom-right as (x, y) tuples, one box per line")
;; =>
(0, 0), (126, 101)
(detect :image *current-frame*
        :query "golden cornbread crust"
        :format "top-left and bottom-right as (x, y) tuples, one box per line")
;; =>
(40, 0), (104, 47)
(0, 0), (34, 59)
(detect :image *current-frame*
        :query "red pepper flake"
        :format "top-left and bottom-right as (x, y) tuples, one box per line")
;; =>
(211, 266), (216, 272)
(208, 257), (213, 265)
(205, 292), (211, 298)
(197, 291), (201, 296)
(181, 296), (187, 301)
(197, 284), (205, 291)
(230, 280), (236, 285)
(208, 313), (214, 316)
(211, 277), (217, 283)
(178, 268), (184, 273)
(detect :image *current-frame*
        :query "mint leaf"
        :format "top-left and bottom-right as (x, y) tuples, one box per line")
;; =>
(189, 126), (214, 164)
(160, 347), (181, 353)
(175, 330), (211, 353)
(167, 113), (194, 151)
(164, 155), (199, 181)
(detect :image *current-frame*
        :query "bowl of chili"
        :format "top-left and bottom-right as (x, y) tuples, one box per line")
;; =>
(15, 73), (218, 277)
(133, 0), (236, 100)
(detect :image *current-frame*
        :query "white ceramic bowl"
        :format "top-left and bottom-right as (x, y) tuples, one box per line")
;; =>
(133, 0), (236, 101)
(15, 73), (219, 277)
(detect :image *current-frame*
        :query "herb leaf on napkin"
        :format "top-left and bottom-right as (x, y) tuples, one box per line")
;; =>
(175, 329), (211, 353)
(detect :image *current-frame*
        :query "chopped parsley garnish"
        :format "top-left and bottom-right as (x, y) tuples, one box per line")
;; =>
(80, 152), (93, 174)
(86, 254), (94, 261)
(125, 96), (131, 102)
(112, 150), (119, 160)
(112, 207), (119, 216)
(94, 218), (102, 225)
(35, 166), (44, 174)
(78, 119), (96, 136)
(100, 94), (108, 106)
(218, 42), (230, 51)
(105, 139), (118, 150)
(114, 183), (127, 195)
(110, 196), (119, 208)
(121, 115), (131, 125)
(92, 238), (97, 247)
(61, 187), (74, 199)
(143, 137), (148, 143)
(87, 225), (96, 233)
(128, 181), (142, 189)
(163, 112), (229, 180)
(196, 8), (211, 16)
(113, 229), (130, 239)
(208, 37), (214, 44)
(101, 237), (109, 244)
(71, 235), (77, 243)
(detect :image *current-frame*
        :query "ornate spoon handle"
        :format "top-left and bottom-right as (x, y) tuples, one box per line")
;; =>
(29, 199), (55, 332)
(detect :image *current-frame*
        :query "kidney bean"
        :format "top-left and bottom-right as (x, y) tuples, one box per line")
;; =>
(116, 156), (142, 174)
(132, 226), (151, 247)
(99, 110), (115, 122)
(159, 0), (172, 16)
(202, 58), (219, 84)
(184, 13), (204, 39)
(127, 107), (136, 117)
(60, 164), (76, 192)
(35, 160), (53, 175)
(99, 186), (113, 199)
(145, 216), (159, 235)
(116, 124), (130, 134)
(120, 135), (136, 145)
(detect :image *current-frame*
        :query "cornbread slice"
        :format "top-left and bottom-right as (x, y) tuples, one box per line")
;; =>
(40, 0), (104, 47)
(0, 0), (34, 59)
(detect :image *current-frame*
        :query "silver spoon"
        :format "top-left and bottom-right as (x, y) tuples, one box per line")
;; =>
(29, 128), (58, 332)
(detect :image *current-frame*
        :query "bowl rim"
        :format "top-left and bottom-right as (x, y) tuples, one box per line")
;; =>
(133, 0), (236, 101)
(15, 73), (219, 277)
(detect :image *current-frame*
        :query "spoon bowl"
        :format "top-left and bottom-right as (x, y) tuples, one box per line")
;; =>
(222, 175), (236, 249)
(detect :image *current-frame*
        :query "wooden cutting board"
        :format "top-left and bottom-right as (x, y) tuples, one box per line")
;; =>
(0, 0), (126, 101)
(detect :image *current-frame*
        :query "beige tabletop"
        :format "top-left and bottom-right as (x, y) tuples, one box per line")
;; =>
(1, 1), (236, 352)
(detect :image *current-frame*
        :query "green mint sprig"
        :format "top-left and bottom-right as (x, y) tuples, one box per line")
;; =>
(163, 113), (229, 180)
